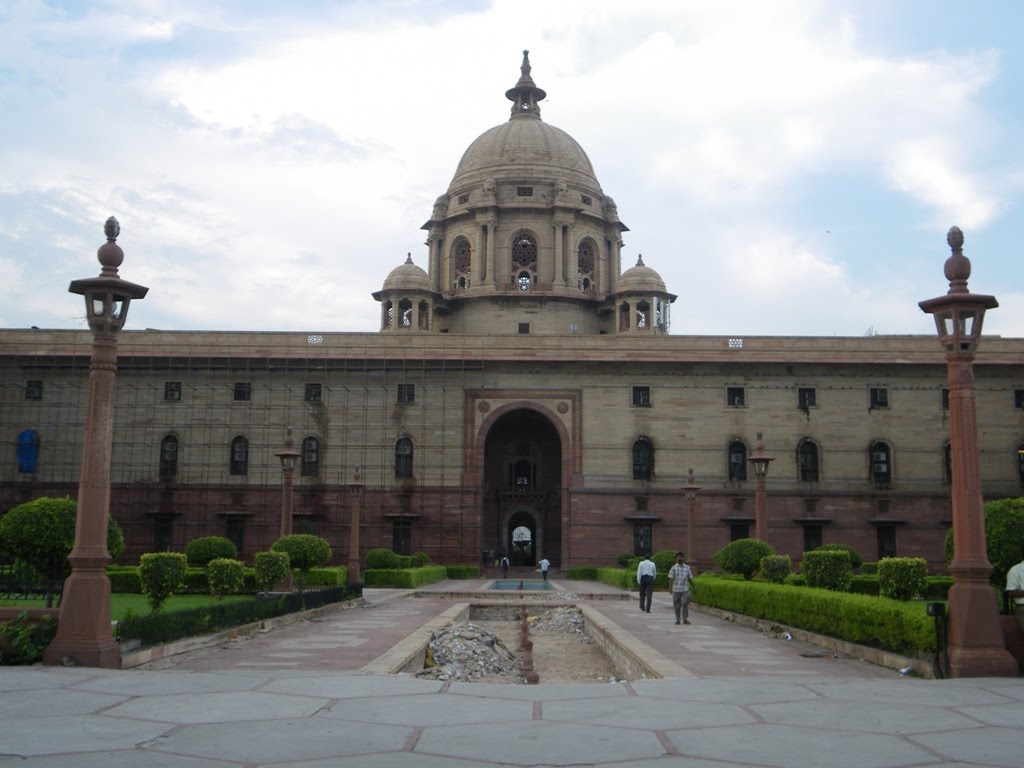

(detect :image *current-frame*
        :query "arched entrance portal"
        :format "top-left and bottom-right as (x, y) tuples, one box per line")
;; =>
(483, 408), (563, 566)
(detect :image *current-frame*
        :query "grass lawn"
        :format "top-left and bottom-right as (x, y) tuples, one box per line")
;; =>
(1, 593), (251, 620)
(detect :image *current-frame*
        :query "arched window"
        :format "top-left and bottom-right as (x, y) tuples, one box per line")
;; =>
(383, 302), (393, 329)
(395, 437), (414, 479)
(577, 240), (595, 291)
(619, 302), (630, 331)
(229, 436), (249, 476)
(870, 441), (892, 486)
(398, 299), (413, 328)
(943, 442), (952, 485)
(511, 233), (537, 290)
(636, 300), (650, 330)
(301, 436), (319, 477)
(453, 239), (471, 291)
(632, 437), (654, 480)
(418, 300), (429, 330)
(159, 434), (178, 481)
(797, 439), (819, 482)
(728, 440), (747, 481)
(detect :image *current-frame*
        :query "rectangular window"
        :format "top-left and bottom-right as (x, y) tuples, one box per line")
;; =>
(153, 515), (174, 552)
(392, 520), (413, 556)
(518, 322), (530, 334)
(516, 186), (533, 197)
(164, 381), (182, 401)
(632, 524), (652, 557)
(305, 383), (322, 402)
(803, 525), (823, 553)
(869, 387), (889, 409)
(225, 517), (246, 555)
(726, 386), (745, 407)
(632, 386), (651, 407)
(233, 382), (252, 402)
(797, 387), (816, 410)
(730, 523), (749, 542)
(24, 380), (42, 401)
(1015, 389), (1024, 409)
(397, 383), (415, 404)
(941, 387), (949, 410)
(876, 525), (897, 560)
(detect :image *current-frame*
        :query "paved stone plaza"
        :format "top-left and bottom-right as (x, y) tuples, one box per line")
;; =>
(2, 579), (1022, 766)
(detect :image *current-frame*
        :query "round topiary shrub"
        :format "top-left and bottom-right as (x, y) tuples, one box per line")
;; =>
(184, 536), (238, 567)
(652, 550), (677, 574)
(814, 543), (863, 570)
(412, 551), (430, 567)
(758, 554), (792, 584)
(0, 497), (124, 606)
(271, 534), (331, 591)
(616, 553), (632, 567)
(364, 548), (400, 569)
(139, 552), (187, 613)
(877, 556), (928, 600)
(254, 551), (290, 594)
(207, 558), (244, 601)
(713, 538), (775, 580)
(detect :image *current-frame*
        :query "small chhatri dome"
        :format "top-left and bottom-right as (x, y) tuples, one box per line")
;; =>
(382, 253), (431, 292)
(616, 254), (667, 293)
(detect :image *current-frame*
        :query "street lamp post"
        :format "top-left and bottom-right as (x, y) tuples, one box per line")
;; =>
(44, 218), (148, 668)
(274, 428), (301, 592)
(748, 433), (774, 542)
(346, 467), (364, 585)
(682, 469), (701, 567)
(919, 226), (1017, 677)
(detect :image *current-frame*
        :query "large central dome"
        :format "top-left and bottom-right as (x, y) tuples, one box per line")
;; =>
(448, 52), (601, 193)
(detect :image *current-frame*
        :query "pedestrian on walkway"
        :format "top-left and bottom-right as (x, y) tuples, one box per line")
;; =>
(1006, 548), (1024, 631)
(501, 554), (510, 579)
(539, 557), (550, 581)
(669, 551), (694, 625)
(637, 554), (656, 612)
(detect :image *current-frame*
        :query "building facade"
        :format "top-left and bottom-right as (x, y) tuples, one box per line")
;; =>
(3, 54), (1023, 572)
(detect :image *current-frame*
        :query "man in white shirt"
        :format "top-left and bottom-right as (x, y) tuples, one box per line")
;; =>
(636, 555), (656, 613)
(1006, 551), (1024, 631)
(538, 557), (550, 581)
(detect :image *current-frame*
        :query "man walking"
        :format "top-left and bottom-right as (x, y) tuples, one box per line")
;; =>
(539, 557), (550, 581)
(1006, 549), (1024, 631)
(637, 554), (656, 613)
(669, 551), (694, 625)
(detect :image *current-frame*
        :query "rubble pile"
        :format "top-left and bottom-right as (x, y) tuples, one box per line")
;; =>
(529, 606), (591, 644)
(415, 623), (520, 682)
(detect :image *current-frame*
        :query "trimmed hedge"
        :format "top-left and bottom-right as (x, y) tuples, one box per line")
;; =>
(758, 555), (791, 584)
(564, 566), (599, 580)
(878, 557), (928, 601)
(814, 543), (863, 570)
(254, 551), (290, 593)
(802, 549), (852, 591)
(108, 565), (142, 593)
(184, 536), (237, 567)
(714, 539), (774, 580)
(139, 552), (187, 613)
(363, 565), (448, 587)
(365, 548), (400, 569)
(444, 565), (481, 579)
(693, 575), (935, 655)
(207, 558), (244, 601)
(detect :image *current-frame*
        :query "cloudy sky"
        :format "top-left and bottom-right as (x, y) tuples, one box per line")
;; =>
(2, 0), (1022, 338)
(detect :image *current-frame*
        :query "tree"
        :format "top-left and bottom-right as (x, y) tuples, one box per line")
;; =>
(944, 497), (1024, 587)
(271, 534), (331, 593)
(713, 538), (775, 580)
(0, 497), (124, 607)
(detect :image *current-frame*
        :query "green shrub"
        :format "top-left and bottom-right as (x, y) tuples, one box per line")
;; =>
(849, 575), (880, 595)
(878, 557), (928, 601)
(254, 551), (290, 593)
(139, 552), (187, 613)
(758, 555), (791, 584)
(861, 561), (878, 575)
(923, 575), (954, 600)
(0, 496), (124, 606)
(364, 548), (400, 569)
(445, 565), (481, 579)
(814, 543), (863, 570)
(184, 536), (237, 567)
(271, 535), (332, 592)
(713, 539), (775, 580)
(944, 497), (1024, 588)
(802, 549), (852, 591)
(0, 611), (57, 665)
(652, 550), (677, 574)
(107, 565), (142, 593)
(207, 558), (244, 601)
(363, 565), (447, 587)
(596, 567), (632, 590)
(616, 553), (632, 567)
(412, 552), (430, 567)
(565, 566), (599, 580)
(304, 567), (347, 586)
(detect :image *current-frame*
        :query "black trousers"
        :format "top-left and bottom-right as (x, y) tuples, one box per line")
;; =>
(639, 576), (654, 611)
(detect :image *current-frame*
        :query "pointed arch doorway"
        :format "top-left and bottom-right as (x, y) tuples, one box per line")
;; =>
(482, 407), (563, 567)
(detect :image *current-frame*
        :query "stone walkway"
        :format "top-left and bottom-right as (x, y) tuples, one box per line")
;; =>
(2, 575), (1022, 767)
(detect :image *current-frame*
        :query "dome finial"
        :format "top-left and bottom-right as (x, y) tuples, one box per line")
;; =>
(505, 49), (546, 120)
(636, 254), (645, 267)
(405, 252), (413, 264)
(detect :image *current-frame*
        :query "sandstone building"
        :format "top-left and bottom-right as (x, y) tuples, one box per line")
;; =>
(2, 53), (1023, 572)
